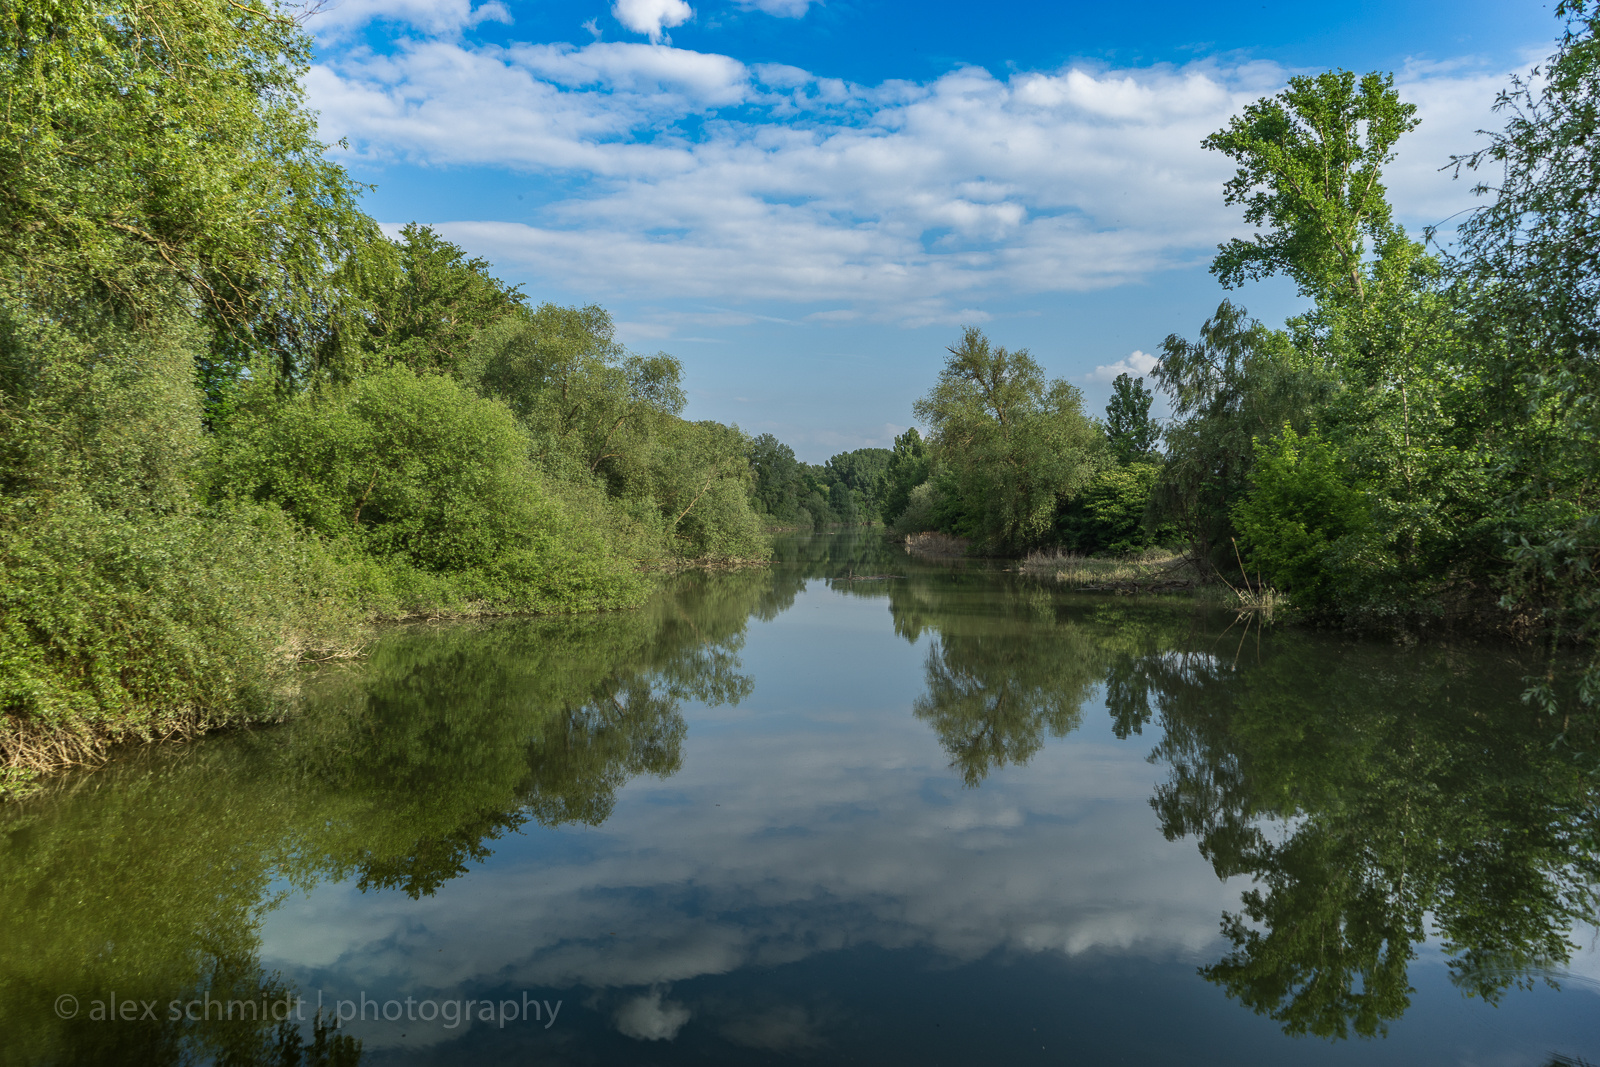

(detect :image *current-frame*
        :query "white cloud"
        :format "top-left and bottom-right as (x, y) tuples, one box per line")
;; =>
(613, 0), (693, 43)
(304, 0), (510, 40)
(1084, 349), (1160, 384)
(614, 988), (693, 1040)
(307, 33), (1517, 327)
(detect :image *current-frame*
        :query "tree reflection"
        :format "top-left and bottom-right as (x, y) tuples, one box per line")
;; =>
(1109, 634), (1600, 1039)
(0, 567), (772, 1065)
(891, 581), (1109, 785)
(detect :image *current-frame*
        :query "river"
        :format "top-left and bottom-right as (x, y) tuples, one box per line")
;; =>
(4, 529), (1599, 1065)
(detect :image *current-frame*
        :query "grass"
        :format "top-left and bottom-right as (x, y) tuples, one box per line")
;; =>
(1020, 547), (1200, 592)
(904, 531), (970, 558)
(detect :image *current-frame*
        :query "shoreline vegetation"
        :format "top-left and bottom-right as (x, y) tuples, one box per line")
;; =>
(853, 15), (1600, 712)
(3, 0), (1598, 793)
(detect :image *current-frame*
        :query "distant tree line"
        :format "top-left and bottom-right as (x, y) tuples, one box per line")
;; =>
(745, 437), (893, 529)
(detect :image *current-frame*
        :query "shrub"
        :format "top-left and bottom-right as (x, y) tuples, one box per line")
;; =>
(207, 365), (645, 615)
(1055, 462), (1178, 555)
(1232, 428), (1371, 612)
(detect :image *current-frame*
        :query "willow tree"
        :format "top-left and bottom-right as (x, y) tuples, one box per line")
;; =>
(0, 0), (376, 786)
(913, 327), (1104, 551)
(0, 0), (376, 380)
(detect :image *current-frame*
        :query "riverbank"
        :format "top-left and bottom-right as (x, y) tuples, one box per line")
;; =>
(0, 553), (774, 802)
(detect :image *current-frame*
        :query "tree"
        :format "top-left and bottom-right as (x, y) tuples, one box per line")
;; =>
(1204, 70), (1419, 307)
(824, 448), (893, 520)
(913, 327), (1104, 550)
(746, 434), (804, 522)
(878, 428), (931, 524)
(1452, 0), (1600, 707)
(0, 0), (375, 379)
(1232, 428), (1372, 612)
(464, 303), (686, 483)
(1105, 373), (1160, 463)
(361, 224), (525, 374)
(1150, 302), (1326, 567)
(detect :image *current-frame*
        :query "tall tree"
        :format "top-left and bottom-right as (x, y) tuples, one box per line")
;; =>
(1104, 373), (1160, 463)
(0, 0), (375, 377)
(361, 224), (526, 374)
(878, 427), (930, 524)
(1452, 0), (1600, 705)
(1204, 70), (1419, 307)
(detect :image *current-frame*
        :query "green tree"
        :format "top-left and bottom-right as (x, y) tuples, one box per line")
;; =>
(824, 448), (893, 520)
(878, 427), (931, 524)
(1150, 302), (1327, 569)
(914, 327), (1105, 551)
(464, 303), (685, 483)
(1055, 463), (1176, 555)
(206, 366), (644, 612)
(1204, 70), (1419, 307)
(1232, 428), (1372, 612)
(746, 433), (805, 523)
(1104, 373), (1160, 463)
(360, 224), (525, 374)
(0, 0), (377, 384)
(1452, 1), (1600, 706)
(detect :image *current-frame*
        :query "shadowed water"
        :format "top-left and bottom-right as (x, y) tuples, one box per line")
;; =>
(3, 530), (1599, 1065)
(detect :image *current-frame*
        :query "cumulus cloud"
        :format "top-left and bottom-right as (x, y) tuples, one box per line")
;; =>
(613, 0), (693, 43)
(1084, 349), (1160, 384)
(307, 31), (1513, 325)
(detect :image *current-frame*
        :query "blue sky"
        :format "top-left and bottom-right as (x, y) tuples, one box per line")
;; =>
(305, 0), (1562, 461)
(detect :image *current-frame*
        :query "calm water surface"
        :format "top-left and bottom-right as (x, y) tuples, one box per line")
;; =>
(5, 530), (1600, 1065)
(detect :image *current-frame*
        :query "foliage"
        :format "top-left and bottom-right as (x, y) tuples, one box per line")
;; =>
(1055, 463), (1177, 556)
(878, 427), (931, 524)
(206, 365), (645, 613)
(0, 0), (377, 389)
(0, 310), (359, 793)
(1150, 301), (1329, 569)
(358, 224), (526, 375)
(1232, 428), (1372, 612)
(1151, 50), (1556, 647)
(1104, 373), (1160, 463)
(823, 447), (893, 521)
(747, 433), (807, 523)
(1450, 0), (1600, 703)
(464, 304), (765, 561)
(1204, 69), (1418, 306)
(912, 327), (1105, 551)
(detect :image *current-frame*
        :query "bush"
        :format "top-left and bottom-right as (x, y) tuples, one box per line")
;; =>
(1055, 463), (1176, 555)
(891, 481), (939, 535)
(207, 365), (645, 615)
(1232, 428), (1372, 612)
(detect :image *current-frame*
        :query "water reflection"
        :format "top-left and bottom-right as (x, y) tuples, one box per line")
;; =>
(1107, 635), (1600, 1039)
(2, 532), (1598, 1064)
(0, 569), (769, 1066)
(884, 563), (1600, 1042)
